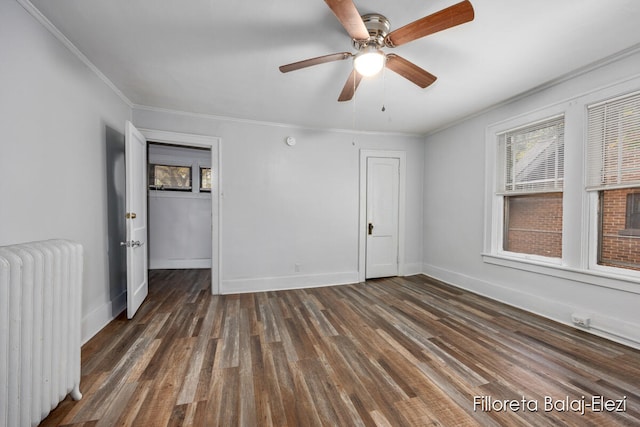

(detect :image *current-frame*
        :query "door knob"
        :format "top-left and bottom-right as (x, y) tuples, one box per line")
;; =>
(368, 223), (374, 235)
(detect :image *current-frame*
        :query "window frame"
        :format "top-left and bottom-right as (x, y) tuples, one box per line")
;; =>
(502, 192), (564, 258)
(624, 192), (640, 231)
(488, 113), (567, 264)
(585, 90), (640, 277)
(148, 163), (193, 192)
(483, 76), (640, 290)
(200, 167), (212, 193)
(585, 190), (640, 278)
(146, 151), (212, 197)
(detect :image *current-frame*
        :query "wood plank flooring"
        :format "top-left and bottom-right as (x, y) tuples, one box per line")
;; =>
(41, 270), (640, 426)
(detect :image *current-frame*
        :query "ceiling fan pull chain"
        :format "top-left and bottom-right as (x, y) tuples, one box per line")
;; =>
(382, 65), (387, 112)
(352, 73), (357, 131)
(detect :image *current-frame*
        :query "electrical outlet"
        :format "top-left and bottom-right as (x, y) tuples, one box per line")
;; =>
(571, 313), (591, 328)
(294, 263), (301, 273)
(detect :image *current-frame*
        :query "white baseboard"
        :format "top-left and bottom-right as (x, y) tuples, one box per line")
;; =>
(149, 258), (211, 270)
(402, 262), (423, 276)
(421, 262), (640, 350)
(81, 290), (126, 344)
(221, 271), (359, 294)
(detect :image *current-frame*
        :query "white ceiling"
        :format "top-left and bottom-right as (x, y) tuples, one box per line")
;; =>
(29, 0), (640, 135)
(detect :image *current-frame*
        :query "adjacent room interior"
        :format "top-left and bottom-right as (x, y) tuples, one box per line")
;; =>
(2, 0), (640, 425)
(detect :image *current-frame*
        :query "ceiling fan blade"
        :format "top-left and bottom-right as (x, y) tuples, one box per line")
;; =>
(384, 0), (474, 47)
(338, 69), (363, 102)
(385, 54), (437, 88)
(279, 52), (352, 73)
(324, 0), (370, 41)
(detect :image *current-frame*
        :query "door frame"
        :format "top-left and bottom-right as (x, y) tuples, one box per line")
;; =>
(139, 128), (222, 295)
(358, 149), (406, 282)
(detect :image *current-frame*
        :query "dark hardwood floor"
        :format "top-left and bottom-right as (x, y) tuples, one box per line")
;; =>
(41, 270), (640, 426)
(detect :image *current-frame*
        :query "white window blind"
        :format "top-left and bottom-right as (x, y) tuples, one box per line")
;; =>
(586, 91), (640, 191)
(497, 115), (565, 194)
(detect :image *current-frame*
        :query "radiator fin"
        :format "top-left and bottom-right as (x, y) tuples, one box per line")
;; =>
(0, 239), (83, 427)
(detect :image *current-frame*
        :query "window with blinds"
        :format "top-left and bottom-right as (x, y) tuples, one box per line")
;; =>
(587, 91), (640, 271)
(497, 115), (565, 258)
(497, 115), (565, 194)
(586, 91), (640, 191)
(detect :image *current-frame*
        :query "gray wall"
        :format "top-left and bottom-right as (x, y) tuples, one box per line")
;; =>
(0, 0), (132, 342)
(422, 48), (640, 348)
(134, 108), (425, 293)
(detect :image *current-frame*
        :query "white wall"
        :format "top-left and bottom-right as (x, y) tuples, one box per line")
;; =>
(422, 48), (640, 348)
(133, 108), (425, 293)
(0, 1), (131, 342)
(148, 144), (212, 269)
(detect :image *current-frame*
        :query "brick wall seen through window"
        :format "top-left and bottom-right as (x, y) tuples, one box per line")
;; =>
(599, 188), (640, 271)
(504, 193), (563, 258)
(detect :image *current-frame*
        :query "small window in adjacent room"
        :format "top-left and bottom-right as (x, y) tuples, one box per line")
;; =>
(148, 164), (192, 191)
(497, 115), (565, 258)
(200, 167), (212, 192)
(587, 90), (640, 271)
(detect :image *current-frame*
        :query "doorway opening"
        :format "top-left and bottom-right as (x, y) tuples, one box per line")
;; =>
(140, 129), (221, 295)
(147, 142), (212, 270)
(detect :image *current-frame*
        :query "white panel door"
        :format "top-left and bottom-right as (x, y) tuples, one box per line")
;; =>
(125, 121), (148, 319)
(366, 157), (400, 279)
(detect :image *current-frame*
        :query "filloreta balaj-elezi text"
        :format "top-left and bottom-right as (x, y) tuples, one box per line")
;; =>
(473, 395), (627, 416)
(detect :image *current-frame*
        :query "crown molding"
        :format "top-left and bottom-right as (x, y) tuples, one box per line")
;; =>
(425, 42), (640, 138)
(17, 0), (133, 108)
(16, 0), (423, 139)
(132, 104), (424, 138)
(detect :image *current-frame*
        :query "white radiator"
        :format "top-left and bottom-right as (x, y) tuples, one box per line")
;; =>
(0, 239), (83, 427)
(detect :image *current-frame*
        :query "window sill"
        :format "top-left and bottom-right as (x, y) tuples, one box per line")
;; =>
(482, 253), (640, 295)
(149, 191), (211, 200)
(618, 229), (640, 237)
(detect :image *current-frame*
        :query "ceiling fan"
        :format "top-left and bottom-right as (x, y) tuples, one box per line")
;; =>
(279, 0), (474, 102)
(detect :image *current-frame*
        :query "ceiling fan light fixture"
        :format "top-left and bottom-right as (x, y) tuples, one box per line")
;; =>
(279, 1), (475, 101)
(353, 46), (386, 77)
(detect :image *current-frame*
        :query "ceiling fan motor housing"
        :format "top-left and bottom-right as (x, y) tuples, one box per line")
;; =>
(352, 14), (390, 50)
